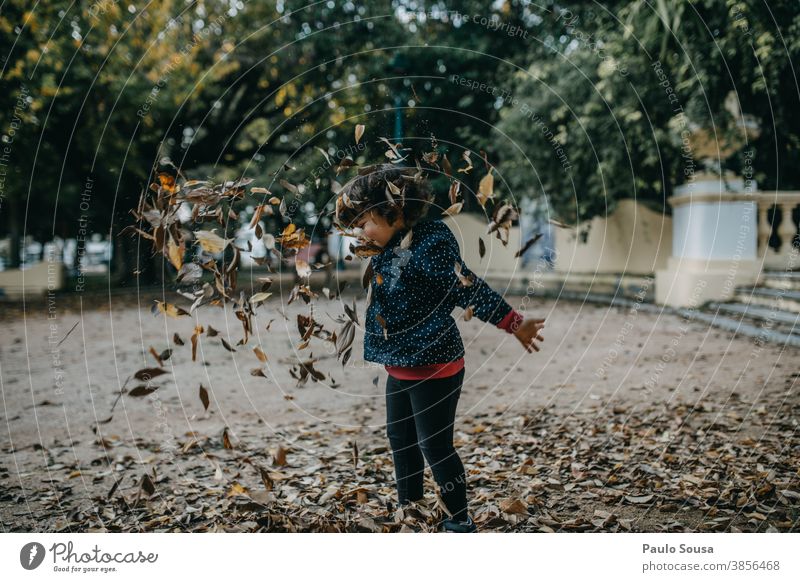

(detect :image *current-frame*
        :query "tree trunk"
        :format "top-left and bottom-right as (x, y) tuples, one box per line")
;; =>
(7, 194), (21, 268)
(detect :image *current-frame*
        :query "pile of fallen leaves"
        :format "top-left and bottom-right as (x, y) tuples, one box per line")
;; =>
(3, 394), (797, 532)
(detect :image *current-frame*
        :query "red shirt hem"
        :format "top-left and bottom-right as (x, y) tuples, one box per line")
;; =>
(383, 309), (524, 380)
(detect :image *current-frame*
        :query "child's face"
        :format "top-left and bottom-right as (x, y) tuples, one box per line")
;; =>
(353, 210), (402, 247)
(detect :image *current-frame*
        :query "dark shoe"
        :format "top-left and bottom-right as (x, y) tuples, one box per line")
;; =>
(440, 515), (477, 533)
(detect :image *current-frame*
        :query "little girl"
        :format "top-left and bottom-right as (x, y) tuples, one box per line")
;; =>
(335, 164), (545, 532)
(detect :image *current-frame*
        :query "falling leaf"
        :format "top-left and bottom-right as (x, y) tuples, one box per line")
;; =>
(375, 313), (388, 339)
(442, 153), (453, 177)
(152, 300), (189, 318)
(443, 202), (463, 216)
(280, 178), (301, 195)
(128, 384), (159, 397)
(458, 150), (473, 174)
(477, 170), (494, 207)
(399, 229), (413, 249)
(355, 124), (365, 144)
(220, 337), (237, 352)
(549, 218), (571, 229)
(454, 262), (473, 287)
(250, 292), (273, 305)
(254, 346), (268, 363)
(191, 324), (204, 362)
(478, 237), (486, 260)
(515, 233), (543, 258)
(173, 332), (184, 346)
(195, 230), (228, 254)
(167, 238), (184, 270)
(199, 384), (210, 411)
(295, 259), (311, 279)
(133, 367), (169, 381)
(448, 180), (461, 205)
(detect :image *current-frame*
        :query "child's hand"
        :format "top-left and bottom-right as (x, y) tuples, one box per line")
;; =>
(513, 318), (546, 353)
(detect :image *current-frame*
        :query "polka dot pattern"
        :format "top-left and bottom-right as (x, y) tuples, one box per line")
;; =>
(363, 219), (513, 366)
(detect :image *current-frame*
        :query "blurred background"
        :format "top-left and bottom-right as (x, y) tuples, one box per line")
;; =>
(0, 1), (799, 334)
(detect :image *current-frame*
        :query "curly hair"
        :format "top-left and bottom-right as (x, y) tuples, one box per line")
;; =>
(334, 163), (433, 229)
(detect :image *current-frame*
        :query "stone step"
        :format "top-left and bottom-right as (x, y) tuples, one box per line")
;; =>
(733, 286), (800, 313)
(677, 309), (800, 348)
(759, 270), (800, 291)
(708, 302), (800, 333)
(762, 270), (800, 279)
(550, 290), (800, 348)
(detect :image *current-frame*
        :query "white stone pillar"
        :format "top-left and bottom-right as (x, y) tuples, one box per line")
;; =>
(655, 171), (759, 308)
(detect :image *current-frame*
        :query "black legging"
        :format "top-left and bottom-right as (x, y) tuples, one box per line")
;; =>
(384, 367), (468, 521)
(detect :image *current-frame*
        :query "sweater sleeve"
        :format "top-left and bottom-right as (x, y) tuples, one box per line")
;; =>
(497, 308), (524, 334)
(418, 229), (514, 326)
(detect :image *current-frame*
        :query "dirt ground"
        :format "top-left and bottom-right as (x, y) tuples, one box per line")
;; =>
(1, 291), (798, 532)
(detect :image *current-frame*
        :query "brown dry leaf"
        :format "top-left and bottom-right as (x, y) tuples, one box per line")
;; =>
(222, 427), (234, 449)
(515, 233), (543, 258)
(354, 124), (365, 144)
(272, 446), (288, 466)
(220, 337), (237, 352)
(499, 498), (528, 515)
(133, 367), (169, 381)
(442, 153), (452, 177)
(400, 229), (413, 250)
(139, 473), (156, 497)
(152, 300), (189, 318)
(478, 237), (486, 260)
(199, 384), (210, 411)
(167, 238), (184, 270)
(173, 332), (184, 346)
(625, 494), (655, 505)
(259, 466), (274, 491)
(191, 324), (204, 362)
(448, 180), (461, 205)
(254, 346), (268, 363)
(250, 292), (272, 305)
(280, 179), (300, 195)
(295, 258), (311, 279)
(148, 346), (164, 366)
(458, 150), (473, 174)
(195, 230), (228, 254)
(454, 262), (473, 287)
(477, 170), (494, 207)
(128, 384), (159, 397)
(375, 314), (388, 340)
(443, 202), (463, 216)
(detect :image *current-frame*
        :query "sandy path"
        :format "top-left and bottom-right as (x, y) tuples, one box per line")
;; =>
(1, 292), (797, 531)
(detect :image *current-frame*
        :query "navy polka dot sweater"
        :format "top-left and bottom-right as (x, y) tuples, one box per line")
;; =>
(363, 218), (514, 366)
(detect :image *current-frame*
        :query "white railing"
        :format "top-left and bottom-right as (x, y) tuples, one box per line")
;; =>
(757, 192), (800, 270)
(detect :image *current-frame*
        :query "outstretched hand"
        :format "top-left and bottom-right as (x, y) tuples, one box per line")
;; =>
(513, 318), (546, 353)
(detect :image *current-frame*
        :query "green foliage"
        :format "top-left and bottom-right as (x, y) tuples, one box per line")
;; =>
(495, 0), (800, 223)
(1, 0), (798, 255)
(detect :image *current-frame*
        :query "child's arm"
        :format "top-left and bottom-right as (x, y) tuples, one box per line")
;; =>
(418, 228), (545, 351)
